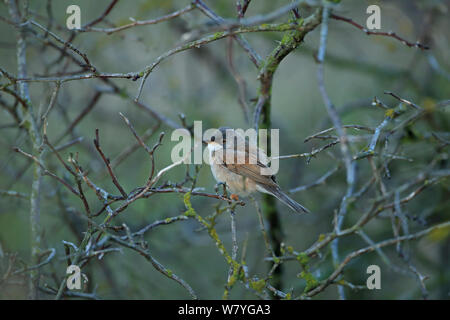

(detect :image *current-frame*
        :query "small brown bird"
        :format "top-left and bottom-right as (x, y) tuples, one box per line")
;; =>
(204, 127), (309, 214)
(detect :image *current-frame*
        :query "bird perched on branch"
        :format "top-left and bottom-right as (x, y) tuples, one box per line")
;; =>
(204, 127), (310, 214)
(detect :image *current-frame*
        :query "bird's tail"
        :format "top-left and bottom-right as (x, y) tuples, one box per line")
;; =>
(260, 185), (310, 214)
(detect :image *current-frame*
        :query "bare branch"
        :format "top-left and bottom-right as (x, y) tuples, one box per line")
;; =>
(81, 4), (195, 34)
(93, 129), (128, 198)
(330, 13), (430, 50)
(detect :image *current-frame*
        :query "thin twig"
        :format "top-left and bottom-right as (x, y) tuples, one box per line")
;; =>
(330, 13), (430, 50)
(93, 129), (128, 198)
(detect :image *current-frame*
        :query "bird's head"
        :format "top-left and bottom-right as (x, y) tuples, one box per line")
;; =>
(203, 127), (233, 149)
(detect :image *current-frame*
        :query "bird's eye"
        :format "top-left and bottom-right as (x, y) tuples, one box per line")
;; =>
(211, 136), (215, 142)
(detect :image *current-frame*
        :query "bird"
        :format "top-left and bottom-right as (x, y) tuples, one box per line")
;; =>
(204, 127), (310, 214)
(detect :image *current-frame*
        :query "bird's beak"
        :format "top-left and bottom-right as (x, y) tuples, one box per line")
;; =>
(202, 140), (208, 145)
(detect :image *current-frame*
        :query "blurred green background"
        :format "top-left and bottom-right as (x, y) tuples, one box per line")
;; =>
(0, 0), (449, 299)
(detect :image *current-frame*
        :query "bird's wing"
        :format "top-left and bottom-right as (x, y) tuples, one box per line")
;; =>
(218, 149), (278, 187)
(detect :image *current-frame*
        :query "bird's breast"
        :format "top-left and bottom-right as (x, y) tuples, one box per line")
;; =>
(210, 161), (256, 196)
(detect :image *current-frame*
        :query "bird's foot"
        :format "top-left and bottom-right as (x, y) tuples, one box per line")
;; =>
(214, 182), (228, 198)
